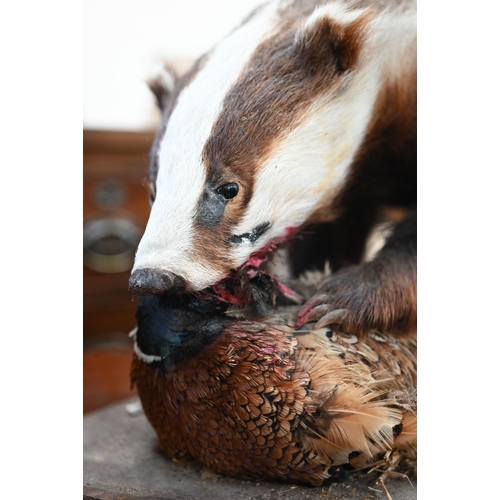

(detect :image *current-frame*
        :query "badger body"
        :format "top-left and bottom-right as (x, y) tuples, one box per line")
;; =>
(130, 0), (417, 335)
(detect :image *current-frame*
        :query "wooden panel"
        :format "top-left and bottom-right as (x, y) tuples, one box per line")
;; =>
(83, 129), (154, 341)
(84, 130), (154, 413)
(84, 130), (157, 155)
(83, 335), (137, 414)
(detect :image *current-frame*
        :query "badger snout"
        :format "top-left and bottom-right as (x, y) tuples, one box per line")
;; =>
(129, 268), (186, 296)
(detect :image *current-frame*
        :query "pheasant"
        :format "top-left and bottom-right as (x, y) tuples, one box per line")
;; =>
(130, 275), (417, 486)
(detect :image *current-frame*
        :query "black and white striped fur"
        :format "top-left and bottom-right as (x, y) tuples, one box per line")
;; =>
(129, 0), (417, 335)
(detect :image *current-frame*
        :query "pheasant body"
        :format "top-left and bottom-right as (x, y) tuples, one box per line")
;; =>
(131, 299), (416, 486)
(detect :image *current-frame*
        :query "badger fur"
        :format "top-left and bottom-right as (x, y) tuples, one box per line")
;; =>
(129, 0), (417, 335)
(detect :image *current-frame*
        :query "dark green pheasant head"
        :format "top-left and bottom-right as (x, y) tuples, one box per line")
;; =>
(134, 294), (232, 370)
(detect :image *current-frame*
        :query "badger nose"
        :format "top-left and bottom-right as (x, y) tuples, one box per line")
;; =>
(128, 268), (186, 295)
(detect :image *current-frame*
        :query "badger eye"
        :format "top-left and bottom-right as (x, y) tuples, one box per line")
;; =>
(217, 182), (239, 200)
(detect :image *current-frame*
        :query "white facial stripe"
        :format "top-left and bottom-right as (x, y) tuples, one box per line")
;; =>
(132, 2), (279, 288)
(370, 9), (417, 83)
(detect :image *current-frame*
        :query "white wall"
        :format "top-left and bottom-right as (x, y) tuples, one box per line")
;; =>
(84, 0), (264, 131)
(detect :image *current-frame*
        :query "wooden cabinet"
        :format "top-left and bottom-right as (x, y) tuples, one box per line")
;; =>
(84, 130), (154, 339)
(83, 130), (155, 413)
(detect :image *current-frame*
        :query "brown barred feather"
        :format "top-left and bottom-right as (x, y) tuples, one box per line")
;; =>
(131, 307), (416, 485)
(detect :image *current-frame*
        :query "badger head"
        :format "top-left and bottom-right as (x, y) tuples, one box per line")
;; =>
(129, 1), (407, 297)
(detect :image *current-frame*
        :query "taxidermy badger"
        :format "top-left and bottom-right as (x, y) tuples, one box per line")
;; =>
(129, 0), (417, 336)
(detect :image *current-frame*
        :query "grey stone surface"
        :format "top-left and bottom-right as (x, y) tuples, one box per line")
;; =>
(83, 399), (416, 500)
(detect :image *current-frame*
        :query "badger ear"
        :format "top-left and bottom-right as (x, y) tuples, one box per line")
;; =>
(147, 62), (179, 111)
(295, 6), (373, 72)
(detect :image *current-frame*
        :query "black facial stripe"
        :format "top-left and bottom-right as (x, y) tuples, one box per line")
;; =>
(230, 222), (271, 244)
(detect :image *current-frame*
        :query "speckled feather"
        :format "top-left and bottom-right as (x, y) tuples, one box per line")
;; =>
(131, 306), (416, 485)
